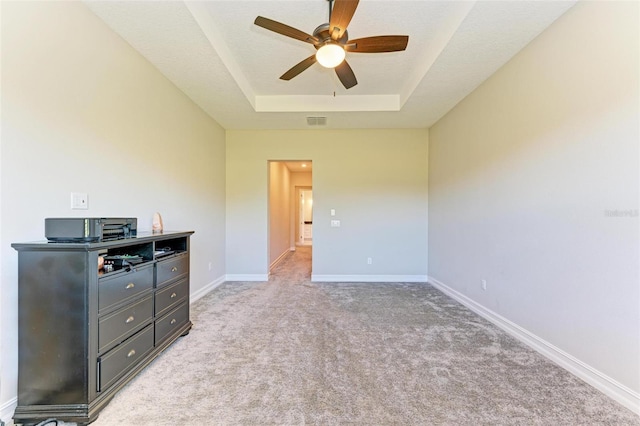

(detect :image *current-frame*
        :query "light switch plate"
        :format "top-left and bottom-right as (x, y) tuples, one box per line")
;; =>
(330, 209), (336, 216)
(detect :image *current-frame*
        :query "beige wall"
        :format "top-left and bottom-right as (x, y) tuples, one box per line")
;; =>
(269, 162), (291, 267)
(226, 129), (429, 281)
(429, 0), (639, 401)
(0, 1), (226, 414)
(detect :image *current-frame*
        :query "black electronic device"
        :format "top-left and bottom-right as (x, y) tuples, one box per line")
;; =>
(103, 254), (144, 269)
(45, 218), (137, 242)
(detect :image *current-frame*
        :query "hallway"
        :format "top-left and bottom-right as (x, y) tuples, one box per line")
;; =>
(270, 246), (312, 283)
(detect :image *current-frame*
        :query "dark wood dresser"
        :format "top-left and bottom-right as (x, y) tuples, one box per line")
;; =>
(11, 231), (194, 425)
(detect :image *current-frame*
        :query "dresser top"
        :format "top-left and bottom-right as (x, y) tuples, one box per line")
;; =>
(12, 230), (194, 251)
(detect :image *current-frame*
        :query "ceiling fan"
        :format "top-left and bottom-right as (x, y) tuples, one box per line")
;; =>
(254, 0), (409, 90)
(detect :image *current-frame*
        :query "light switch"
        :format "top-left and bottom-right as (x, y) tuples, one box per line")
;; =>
(331, 220), (340, 227)
(330, 209), (336, 216)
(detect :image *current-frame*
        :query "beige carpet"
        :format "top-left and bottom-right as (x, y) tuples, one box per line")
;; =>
(91, 246), (639, 425)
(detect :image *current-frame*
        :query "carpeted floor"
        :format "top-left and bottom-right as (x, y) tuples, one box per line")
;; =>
(91, 246), (639, 425)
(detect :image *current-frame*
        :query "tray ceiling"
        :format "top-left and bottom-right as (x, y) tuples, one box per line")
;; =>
(84, 0), (576, 130)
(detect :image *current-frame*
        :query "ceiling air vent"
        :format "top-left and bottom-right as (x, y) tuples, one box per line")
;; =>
(306, 116), (327, 126)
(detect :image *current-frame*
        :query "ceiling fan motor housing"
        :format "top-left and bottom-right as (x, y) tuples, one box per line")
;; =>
(312, 23), (348, 49)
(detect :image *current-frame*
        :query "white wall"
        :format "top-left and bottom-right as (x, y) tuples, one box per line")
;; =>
(0, 1), (226, 420)
(226, 129), (429, 282)
(428, 0), (639, 409)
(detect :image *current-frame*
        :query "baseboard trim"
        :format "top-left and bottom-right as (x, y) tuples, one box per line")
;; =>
(311, 274), (428, 283)
(225, 274), (268, 282)
(0, 397), (16, 425)
(269, 249), (291, 271)
(428, 276), (640, 415)
(190, 275), (225, 303)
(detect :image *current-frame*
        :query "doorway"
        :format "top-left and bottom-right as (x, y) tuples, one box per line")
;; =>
(298, 188), (313, 246)
(267, 161), (312, 271)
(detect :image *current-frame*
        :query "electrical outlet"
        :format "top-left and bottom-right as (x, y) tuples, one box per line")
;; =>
(481, 279), (487, 291)
(208, 262), (212, 271)
(71, 192), (88, 209)
(367, 257), (372, 265)
(330, 220), (340, 227)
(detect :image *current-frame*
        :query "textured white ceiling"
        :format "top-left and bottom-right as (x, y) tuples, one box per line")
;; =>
(84, 0), (576, 130)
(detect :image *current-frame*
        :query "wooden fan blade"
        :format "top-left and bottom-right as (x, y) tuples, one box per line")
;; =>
(254, 16), (319, 45)
(329, 0), (359, 41)
(335, 60), (357, 89)
(345, 35), (409, 53)
(280, 55), (318, 81)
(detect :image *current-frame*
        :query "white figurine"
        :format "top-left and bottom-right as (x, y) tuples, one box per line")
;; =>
(152, 212), (164, 233)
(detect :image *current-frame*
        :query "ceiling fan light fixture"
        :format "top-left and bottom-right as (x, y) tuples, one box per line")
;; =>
(254, 0), (408, 89)
(316, 43), (345, 68)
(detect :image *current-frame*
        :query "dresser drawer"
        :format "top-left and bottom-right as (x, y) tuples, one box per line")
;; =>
(155, 278), (188, 317)
(156, 255), (188, 287)
(98, 295), (153, 354)
(155, 303), (189, 345)
(99, 266), (153, 313)
(97, 325), (153, 392)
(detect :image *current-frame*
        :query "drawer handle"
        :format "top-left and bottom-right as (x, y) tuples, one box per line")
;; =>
(170, 318), (177, 325)
(125, 316), (135, 324)
(170, 292), (177, 299)
(127, 349), (136, 358)
(125, 282), (135, 289)
(171, 267), (178, 272)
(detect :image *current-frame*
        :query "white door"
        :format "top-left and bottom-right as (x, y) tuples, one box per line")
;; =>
(299, 190), (313, 245)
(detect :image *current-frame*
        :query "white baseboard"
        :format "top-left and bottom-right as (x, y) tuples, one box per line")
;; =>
(0, 397), (16, 425)
(269, 249), (291, 271)
(428, 276), (640, 415)
(225, 274), (268, 282)
(311, 274), (428, 283)
(190, 275), (226, 303)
